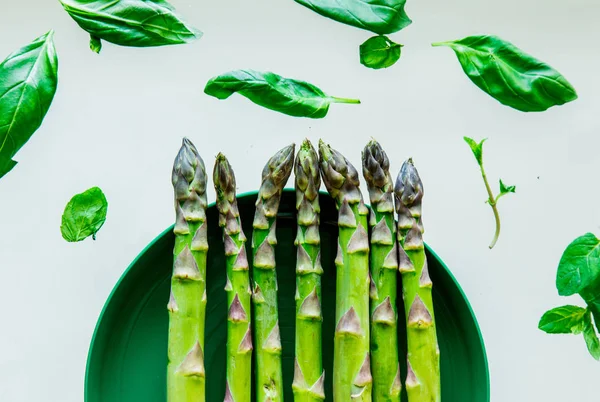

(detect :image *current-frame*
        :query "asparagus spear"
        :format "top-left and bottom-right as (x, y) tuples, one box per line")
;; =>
(394, 159), (441, 402)
(214, 153), (253, 402)
(293, 139), (325, 402)
(252, 144), (295, 402)
(168, 138), (208, 402)
(362, 140), (401, 402)
(318, 140), (372, 402)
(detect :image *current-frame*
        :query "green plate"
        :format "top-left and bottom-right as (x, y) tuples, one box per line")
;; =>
(85, 190), (489, 402)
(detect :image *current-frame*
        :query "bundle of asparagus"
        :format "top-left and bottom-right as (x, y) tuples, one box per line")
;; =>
(165, 138), (442, 402)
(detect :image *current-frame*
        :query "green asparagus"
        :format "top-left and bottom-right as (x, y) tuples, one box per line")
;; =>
(214, 153), (253, 402)
(394, 159), (441, 402)
(293, 139), (325, 402)
(252, 144), (295, 402)
(168, 138), (208, 402)
(318, 140), (372, 402)
(362, 140), (401, 402)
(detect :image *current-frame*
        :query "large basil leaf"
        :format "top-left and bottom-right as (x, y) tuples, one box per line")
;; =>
(433, 35), (577, 112)
(61, 187), (108, 242)
(538, 305), (587, 334)
(59, 0), (202, 53)
(359, 35), (402, 69)
(294, 0), (411, 35)
(583, 311), (600, 360)
(0, 31), (58, 180)
(204, 70), (360, 118)
(556, 233), (600, 296)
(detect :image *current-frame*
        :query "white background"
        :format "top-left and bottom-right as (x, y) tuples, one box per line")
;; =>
(0, 0), (598, 400)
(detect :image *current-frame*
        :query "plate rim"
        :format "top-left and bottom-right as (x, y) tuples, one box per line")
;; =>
(84, 189), (490, 401)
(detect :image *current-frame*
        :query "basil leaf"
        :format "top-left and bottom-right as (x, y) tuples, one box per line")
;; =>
(538, 305), (587, 334)
(204, 70), (360, 118)
(583, 311), (600, 360)
(294, 0), (411, 35)
(433, 35), (577, 112)
(0, 31), (58, 180)
(61, 187), (108, 242)
(556, 233), (600, 296)
(463, 136), (485, 166)
(499, 179), (516, 195)
(360, 35), (402, 69)
(59, 0), (201, 53)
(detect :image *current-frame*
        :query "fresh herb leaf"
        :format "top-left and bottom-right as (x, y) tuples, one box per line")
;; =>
(432, 35), (577, 112)
(359, 35), (402, 69)
(61, 187), (108, 242)
(204, 70), (360, 118)
(463, 136), (485, 166)
(295, 0), (411, 35)
(0, 31), (58, 180)
(538, 305), (587, 334)
(556, 233), (600, 296)
(499, 179), (516, 195)
(583, 310), (600, 360)
(59, 0), (201, 53)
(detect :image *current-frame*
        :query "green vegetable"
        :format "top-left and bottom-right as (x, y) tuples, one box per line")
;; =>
(252, 144), (295, 402)
(360, 36), (402, 70)
(59, 0), (201, 53)
(214, 153), (253, 402)
(540, 233), (600, 361)
(294, 0), (411, 35)
(167, 138), (208, 402)
(0, 31), (58, 180)
(293, 139), (325, 402)
(432, 35), (577, 112)
(395, 159), (441, 402)
(464, 137), (515, 249)
(362, 140), (400, 401)
(318, 140), (372, 401)
(204, 70), (360, 119)
(60, 186), (108, 242)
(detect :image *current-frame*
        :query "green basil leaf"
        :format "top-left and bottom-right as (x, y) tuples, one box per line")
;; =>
(294, 0), (411, 35)
(359, 35), (402, 69)
(59, 0), (201, 53)
(433, 35), (577, 112)
(204, 70), (360, 119)
(0, 31), (58, 180)
(538, 305), (587, 334)
(463, 136), (485, 166)
(61, 187), (108, 242)
(499, 179), (516, 195)
(556, 233), (600, 296)
(583, 311), (600, 360)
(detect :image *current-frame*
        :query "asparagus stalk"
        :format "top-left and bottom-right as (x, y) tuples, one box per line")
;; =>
(362, 140), (401, 402)
(252, 144), (295, 402)
(214, 153), (253, 402)
(394, 159), (441, 402)
(168, 138), (208, 402)
(318, 140), (372, 402)
(293, 139), (325, 402)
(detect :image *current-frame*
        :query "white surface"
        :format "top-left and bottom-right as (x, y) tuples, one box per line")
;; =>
(0, 0), (598, 400)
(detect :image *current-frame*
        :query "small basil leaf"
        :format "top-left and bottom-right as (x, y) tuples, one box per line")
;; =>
(433, 35), (577, 112)
(463, 136), (485, 166)
(0, 31), (58, 180)
(89, 35), (102, 54)
(59, 0), (201, 51)
(583, 311), (600, 360)
(538, 305), (587, 334)
(204, 70), (360, 119)
(61, 187), (108, 242)
(360, 35), (402, 69)
(556, 233), (600, 296)
(499, 179), (516, 195)
(295, 0), (411, 35)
